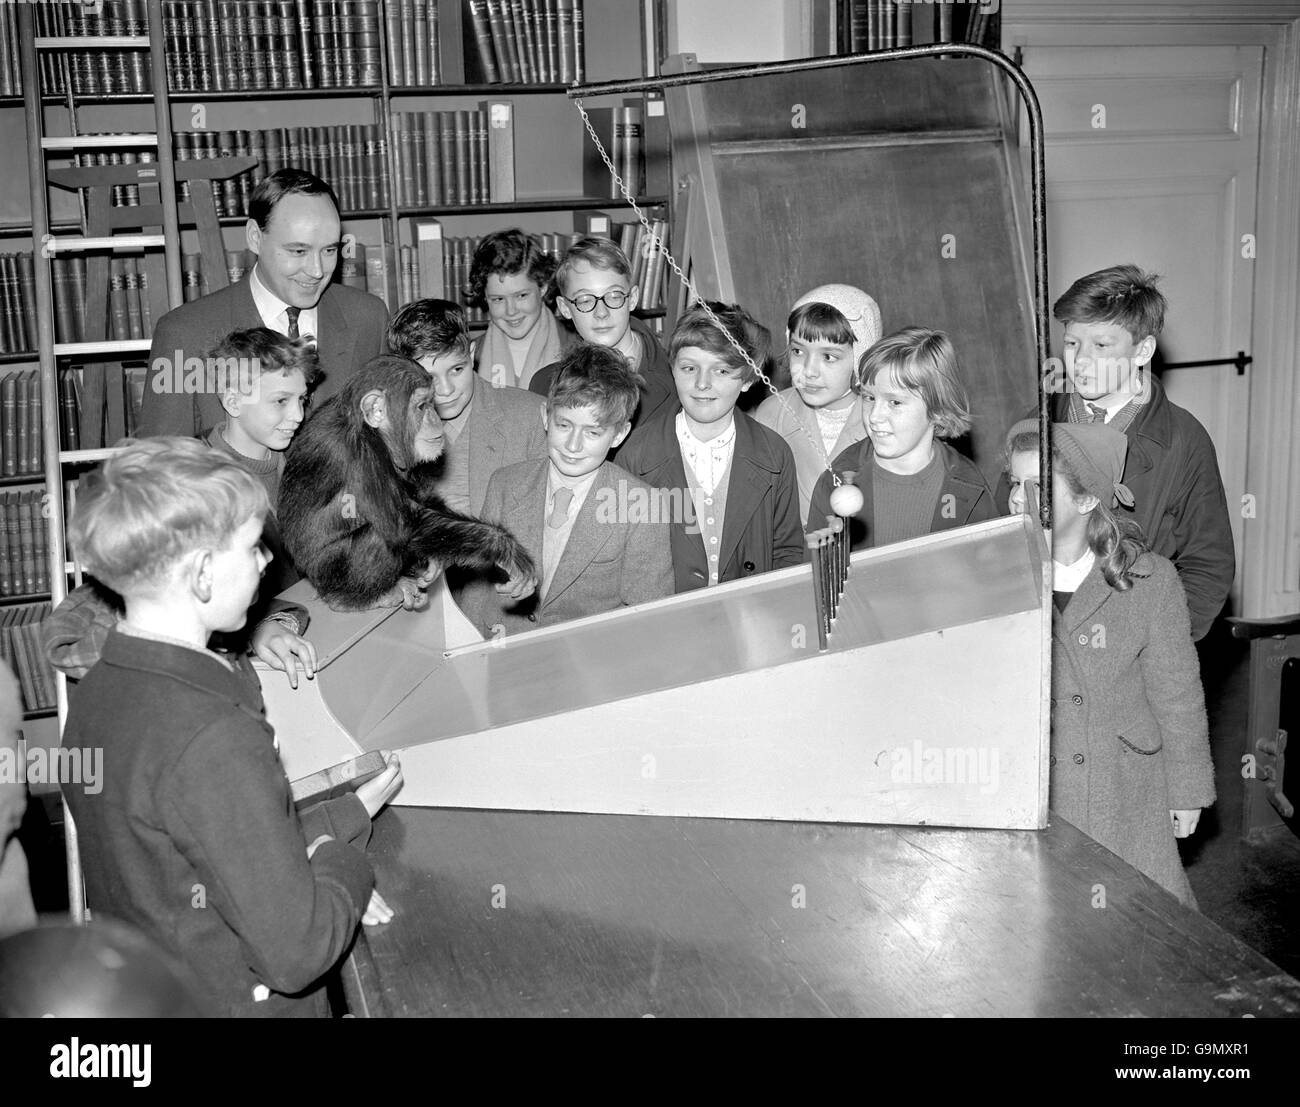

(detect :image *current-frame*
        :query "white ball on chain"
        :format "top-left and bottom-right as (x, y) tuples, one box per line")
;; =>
(829, 483), (864, 518)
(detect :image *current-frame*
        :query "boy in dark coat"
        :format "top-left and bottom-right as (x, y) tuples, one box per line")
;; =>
(61, 438), (403, 1016)
(997, 264), (1234, 640)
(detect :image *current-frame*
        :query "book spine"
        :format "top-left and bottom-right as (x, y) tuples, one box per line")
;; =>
(18, 492), (36, 596)
(938, 0), (953, 44)
(895, 1), (912, 48)
(0, 496), (10, 596)
(387, 0), (406, 86)
(339, 124), (356, 210)
(437, 111), (455, 207)
(314, 0), (333, 87)
(412, 0), (428, 86)
(409, 115), (427, 206)
(520, 0), (540, 83)
(617, 104), (643, 197)
(508, 0), (531, 84)
(422, 113), (442, 205)
(486, 1), (514, 82)
(183, 253), (203, 303)
(363, 123), (382, 207)
(15, 370), (29, 476)
(125, 259), (145, 340)
(470, 108), (486, 204)
(70, 256), (87, 343)
(340, 242), (366, 290)
(109, 258), (130, 340)
(277, 0), (301, 87)
(543, 0), (557, 85)
(295, 0), (315, 87)
(572, 0), (582, 83)
(1, 375), (15, 478)
(427, 0), (439, 83)
(465, 0), (500, 84)
(399, 244), (414, 307)
(0, 255), (14, 354)
(15, 254), (35, 354)
(556, 0), (573, 84)
(453, 109), (470, 206)
(338, 0), (358, 87)
(413, 219), (445, 298)
(364, 242), (393, 309)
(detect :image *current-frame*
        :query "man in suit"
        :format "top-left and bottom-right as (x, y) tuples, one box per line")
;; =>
(458, 346), (673, 636)
(138, 169), (388, 438)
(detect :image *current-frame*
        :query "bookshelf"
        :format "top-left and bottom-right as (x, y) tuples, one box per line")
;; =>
(0, 1), (670, 726)
(1, 1), (672, 364)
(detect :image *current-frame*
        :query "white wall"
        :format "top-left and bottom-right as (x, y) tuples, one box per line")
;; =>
(666, 0), (800, 62)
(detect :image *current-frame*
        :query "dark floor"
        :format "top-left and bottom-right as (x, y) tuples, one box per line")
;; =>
(1184, 625), (1300, 978)
(18, 624), (1300, 982)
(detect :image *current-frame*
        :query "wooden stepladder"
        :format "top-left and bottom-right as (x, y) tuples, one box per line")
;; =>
(45, 154), (256, 449)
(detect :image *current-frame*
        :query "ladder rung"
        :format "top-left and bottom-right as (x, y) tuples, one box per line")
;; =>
(46, 235), (166, 252)
(35, 36), (151, 49)
(41, 135), (160, 150)
(53, 340), (152, 356)
(59, 449), (126, 467)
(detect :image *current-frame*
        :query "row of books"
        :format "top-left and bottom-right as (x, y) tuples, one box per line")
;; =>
(0, 255), (89, 351)
(1, 372), (49, 478)
(0, 496), (52, 599)
(386, 220), (668, 319)
(391, 107), (514, 207)
(0, 0), (589, 97)
(0, 604), (58, 714)
(7, 1), (386, 96)
(837, 0), (997, 52)
(463, 0), (584, 85)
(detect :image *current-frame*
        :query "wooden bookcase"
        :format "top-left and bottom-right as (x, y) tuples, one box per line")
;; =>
(1, 0), (671, 347)
(0, 0), (672, 734)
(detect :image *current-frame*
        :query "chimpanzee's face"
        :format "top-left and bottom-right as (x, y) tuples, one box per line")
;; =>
(407, 386), (446, 462)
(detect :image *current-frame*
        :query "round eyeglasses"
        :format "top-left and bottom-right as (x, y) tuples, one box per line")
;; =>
(566, 290), (630, 313)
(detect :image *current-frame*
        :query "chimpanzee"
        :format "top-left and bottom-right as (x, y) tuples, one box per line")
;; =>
(278, 355), (537, 611)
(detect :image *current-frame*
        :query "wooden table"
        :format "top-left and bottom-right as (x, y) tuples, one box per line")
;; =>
(356, 808), (1300, 1018)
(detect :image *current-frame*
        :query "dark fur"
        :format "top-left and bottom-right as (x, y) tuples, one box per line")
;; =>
(278, 355), (536, 609)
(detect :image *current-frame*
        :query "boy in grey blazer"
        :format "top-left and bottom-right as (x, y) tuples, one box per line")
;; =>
(460, 346), (673, 637)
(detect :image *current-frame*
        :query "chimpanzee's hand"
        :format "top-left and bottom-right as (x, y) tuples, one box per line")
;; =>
(414, 558), (444, 589)
(375, 577), (429, 611)
(494, 545), (538, 602)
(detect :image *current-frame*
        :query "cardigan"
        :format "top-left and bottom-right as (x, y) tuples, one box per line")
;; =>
(615, 408), (804, 593)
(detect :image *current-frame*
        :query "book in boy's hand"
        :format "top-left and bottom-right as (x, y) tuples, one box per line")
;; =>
(290, 749), (389, 809)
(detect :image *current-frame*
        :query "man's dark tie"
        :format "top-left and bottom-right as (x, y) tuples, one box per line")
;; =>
(286, 306), (300, 340)
(1086, 403), (1107, 424)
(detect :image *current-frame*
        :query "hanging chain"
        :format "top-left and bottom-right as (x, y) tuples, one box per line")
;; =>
(573, 97), (844, 487)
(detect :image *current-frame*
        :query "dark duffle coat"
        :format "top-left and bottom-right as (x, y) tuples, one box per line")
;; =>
(1051, 551), (1216, 906)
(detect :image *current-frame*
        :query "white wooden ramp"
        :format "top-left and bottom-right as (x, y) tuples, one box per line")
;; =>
(262, 514), (1051, 829)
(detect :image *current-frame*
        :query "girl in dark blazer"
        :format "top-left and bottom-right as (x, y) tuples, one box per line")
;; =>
(807, 327), (995, 547)
(616, 303), (804, 593)
(1005, 419), (1215, 907)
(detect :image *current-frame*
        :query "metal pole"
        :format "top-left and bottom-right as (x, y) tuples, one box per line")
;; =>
(568, 44), (1053, 532)
(18, 4), (84, 924)
(146, 0), (184, 310)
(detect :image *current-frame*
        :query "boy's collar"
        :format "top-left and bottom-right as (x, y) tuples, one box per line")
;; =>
(117, 621), (235, 671)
